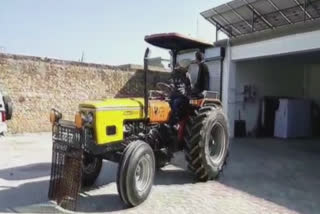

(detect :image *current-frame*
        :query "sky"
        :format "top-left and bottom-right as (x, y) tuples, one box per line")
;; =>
(0, 0), (228, 65)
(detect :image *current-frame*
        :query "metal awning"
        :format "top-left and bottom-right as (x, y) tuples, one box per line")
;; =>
(144, 33), (213, 51)
(201, 0), (320, 37)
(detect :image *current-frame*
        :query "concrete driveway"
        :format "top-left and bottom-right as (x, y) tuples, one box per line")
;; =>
(0, 133), (319, 214)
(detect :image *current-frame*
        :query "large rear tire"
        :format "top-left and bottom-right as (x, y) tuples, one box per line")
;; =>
(81, 154), (102, 187)
(117, 140), (155, 207)
(184, 106), (229, 181)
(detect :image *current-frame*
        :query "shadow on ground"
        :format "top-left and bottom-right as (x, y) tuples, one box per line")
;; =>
(0, 157), (192, 213)
(76, 157), (194, 213)
(77, 193), (126, 213)
(219, 138), (320, 214)
(155, 168), (194, 185)
(0, 163), (51, 181)
(0, 180), (49, 213)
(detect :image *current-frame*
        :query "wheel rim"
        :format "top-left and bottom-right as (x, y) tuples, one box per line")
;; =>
(83, 156), (98, 174)
(208, 122), (226, 165)
(135, 153), (152, 195)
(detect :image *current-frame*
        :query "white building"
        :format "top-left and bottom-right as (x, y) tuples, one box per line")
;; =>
(183, 0), (320, 139)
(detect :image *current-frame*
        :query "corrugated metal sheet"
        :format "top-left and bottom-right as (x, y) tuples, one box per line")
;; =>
(201, 0), (320, 37)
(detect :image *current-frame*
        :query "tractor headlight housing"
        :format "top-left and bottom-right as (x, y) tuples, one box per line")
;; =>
(75, 112), (84, 129)
(85, 112), (94, 125)
(50, 109), (62, 124)
(75, 112), (94, 129)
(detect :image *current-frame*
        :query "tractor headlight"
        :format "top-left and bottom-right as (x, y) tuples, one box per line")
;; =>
(75, 112), (93, 129)
(85, 112), (94, 125)
(50, 109), (62, 124)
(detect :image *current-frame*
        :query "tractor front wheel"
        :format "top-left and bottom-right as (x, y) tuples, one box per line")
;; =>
(117, 140), (155, 207)
(82, 154), (102, 187)
(184, 106), (229, 181)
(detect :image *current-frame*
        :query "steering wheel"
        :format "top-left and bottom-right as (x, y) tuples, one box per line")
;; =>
(156, 82), (173, 96)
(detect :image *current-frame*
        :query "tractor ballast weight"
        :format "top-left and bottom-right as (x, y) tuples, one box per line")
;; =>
(48, 121), (83, 210)
(48, 32), (229, 211)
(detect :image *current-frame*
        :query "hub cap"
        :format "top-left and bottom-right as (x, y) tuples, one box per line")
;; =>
(135, 154), (152, 195)
(208, 122), (226, 165)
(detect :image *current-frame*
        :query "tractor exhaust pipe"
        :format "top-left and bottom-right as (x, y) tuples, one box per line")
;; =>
(143, 48), (150, 132)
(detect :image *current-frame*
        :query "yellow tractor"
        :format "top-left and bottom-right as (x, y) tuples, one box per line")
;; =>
(48, 33), (229, 210)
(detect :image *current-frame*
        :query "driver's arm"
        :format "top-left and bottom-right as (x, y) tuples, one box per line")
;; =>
(168, 77), (175, 89)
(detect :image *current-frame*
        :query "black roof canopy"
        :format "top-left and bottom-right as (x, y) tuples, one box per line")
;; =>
(201, 0), (320, 37)
(144, 33), (213, 51)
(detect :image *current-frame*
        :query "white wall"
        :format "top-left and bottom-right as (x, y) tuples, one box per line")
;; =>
(233, 59), (305, 134)
(222, 45), (237, 137)
(231, 30), (320, 61)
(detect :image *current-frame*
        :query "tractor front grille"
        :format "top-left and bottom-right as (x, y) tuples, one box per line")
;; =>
(48, 123), (83, 211)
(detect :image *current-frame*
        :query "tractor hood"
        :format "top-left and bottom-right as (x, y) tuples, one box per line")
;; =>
(79, 98), (144, 111)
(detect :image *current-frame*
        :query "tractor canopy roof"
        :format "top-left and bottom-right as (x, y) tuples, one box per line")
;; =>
(144, 33), (213, 51)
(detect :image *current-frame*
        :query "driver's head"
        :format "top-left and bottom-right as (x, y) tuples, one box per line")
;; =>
(195, 51), (204, 63)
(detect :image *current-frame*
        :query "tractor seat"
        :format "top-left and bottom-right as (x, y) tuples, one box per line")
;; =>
(190, 91), (220, 100)
(202, 91), (220, 99)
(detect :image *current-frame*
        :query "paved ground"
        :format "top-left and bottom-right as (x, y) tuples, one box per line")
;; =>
(0, 133), (320, 214)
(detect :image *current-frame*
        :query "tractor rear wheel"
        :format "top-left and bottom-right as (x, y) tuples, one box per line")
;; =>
(82, 154), (102, 187)
(184, 106), (229, 181)
(117, 140), (155, 207)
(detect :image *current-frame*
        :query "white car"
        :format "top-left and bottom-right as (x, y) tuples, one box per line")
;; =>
(0, 93), (13, 135)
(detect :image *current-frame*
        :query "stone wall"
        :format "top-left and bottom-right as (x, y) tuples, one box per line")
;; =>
(0, 54), (169, 133)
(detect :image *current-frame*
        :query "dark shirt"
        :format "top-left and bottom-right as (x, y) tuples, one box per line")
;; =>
(169, 69), (191, 97)
(194, 62), (209, 94)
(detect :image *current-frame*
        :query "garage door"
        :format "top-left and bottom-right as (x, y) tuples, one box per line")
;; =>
(233, 50), (320, 138)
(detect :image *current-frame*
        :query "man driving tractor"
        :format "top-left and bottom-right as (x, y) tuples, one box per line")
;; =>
(168, 59), (192, 126)
(169, 51), (210, 126)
